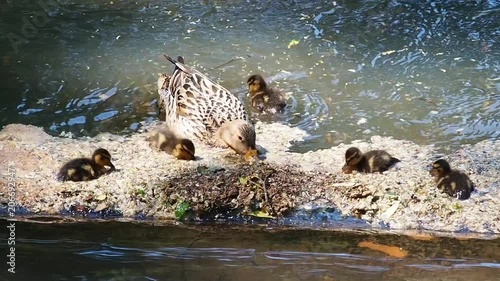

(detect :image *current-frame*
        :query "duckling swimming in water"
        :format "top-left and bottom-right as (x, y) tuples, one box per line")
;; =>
(247, 74), (287, 113)
(58, 148), (115, 182)
(342, 147), (400, 174)
(147, 127), (195, 161)
(430, 159), (474, 200)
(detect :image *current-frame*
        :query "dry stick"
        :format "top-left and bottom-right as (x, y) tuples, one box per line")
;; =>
(208, 57), (244, 71)
(163, 54), (242, 73)
(261, 169), (276, 213)
(187, 231), (205, 248)
(416, 97), (438, 106)
(262, 174), (270, 205)
(248, 176), (270, 210)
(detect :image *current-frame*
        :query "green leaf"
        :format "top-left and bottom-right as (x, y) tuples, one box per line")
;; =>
(288, 39), (300, 49)
(135, 189), (146, 196)
(248, 210), (275, 219)
(239, 176), (248, 185)
(175, 201), (190, 220)
(451, 202), (462, 211)
(196, 165), (209, 173)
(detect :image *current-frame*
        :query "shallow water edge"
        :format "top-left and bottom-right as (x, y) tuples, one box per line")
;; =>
(1, 218), (499, 281)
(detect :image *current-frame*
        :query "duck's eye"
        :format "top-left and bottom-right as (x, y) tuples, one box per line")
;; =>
(238, 136), (243, 141)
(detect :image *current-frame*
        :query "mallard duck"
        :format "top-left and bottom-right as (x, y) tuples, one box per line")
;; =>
(247, 74), (287, 113)
(158, 54), (258, 161)
(57, 148), (115, 182)
(342, 147), (400, 174)
(147, 127), (195, 160)
(430, 159), (474, 200)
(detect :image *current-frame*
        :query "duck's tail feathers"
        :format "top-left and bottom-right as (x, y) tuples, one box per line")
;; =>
(163, 54), (188, 73)
(163, 54), (177, 65)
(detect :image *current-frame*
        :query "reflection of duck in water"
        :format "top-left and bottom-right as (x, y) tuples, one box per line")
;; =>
(58, 148), (116, 182)
(430, 159), (474, 200)
(342, 147), (400, 174)
(246, 74), (287, 114)
(147, 127), (195, 161)
(157, 55), (258, 161)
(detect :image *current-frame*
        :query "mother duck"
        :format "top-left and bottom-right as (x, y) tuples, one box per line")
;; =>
(158, 55), (258, 160)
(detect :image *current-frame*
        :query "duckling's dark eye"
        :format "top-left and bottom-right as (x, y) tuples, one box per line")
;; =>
(238, 136), (243, 141)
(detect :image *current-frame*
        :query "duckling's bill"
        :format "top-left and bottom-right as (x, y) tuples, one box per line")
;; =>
(244, 148), (259, 161)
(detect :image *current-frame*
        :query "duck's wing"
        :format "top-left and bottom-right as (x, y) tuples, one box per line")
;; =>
(164, 55), (249, 130)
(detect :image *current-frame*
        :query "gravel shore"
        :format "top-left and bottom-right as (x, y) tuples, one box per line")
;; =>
(0, 122), (498, 234)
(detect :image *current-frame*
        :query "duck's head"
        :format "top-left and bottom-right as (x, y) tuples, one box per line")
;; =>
(218, 119), (258, 161)
(172, 139), (196, 161)
(430, 159), (451, 177)
(92, 148), (116, 171)
(247, 74), (267, 96)
(342, 147), (362, 174)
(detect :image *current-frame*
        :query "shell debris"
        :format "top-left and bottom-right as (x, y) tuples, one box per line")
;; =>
(0, 122), (499, 234)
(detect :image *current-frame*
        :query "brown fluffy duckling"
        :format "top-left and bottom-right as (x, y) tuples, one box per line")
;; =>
(342, 147), (400, 174)
(58, 148), (115, 182)
(247, 74), (287, 113)
(147, 127), (195, 161)
(215, 119), (258, 161)
(430, 159), (474, 200)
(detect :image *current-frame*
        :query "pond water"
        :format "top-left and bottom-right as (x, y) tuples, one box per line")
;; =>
(0, 0), (499, 153)
(0, 219), (499, 281)
(1, 2), (499, 279)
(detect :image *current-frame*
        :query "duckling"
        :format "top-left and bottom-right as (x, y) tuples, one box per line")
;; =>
(247, 74), (287, 113)
(159, 54), (258, 161)
(147, 127), (195, 161)
(57, 148), (115, 182)
(342, 147), (400, 174)
(430, 159), (474, 200)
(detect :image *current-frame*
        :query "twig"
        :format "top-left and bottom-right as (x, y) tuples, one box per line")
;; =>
(416, 97), (438, 106)
(187, 231), (205, 248)
(262, 174), (270, 204)
(260, 169), (276, 210)
(208, 57), (244, 71)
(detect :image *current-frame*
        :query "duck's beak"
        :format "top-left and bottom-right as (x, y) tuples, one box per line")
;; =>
(341, 164), (352, 174)
(108, 162), (116, 172)
(244, 149), (258, 161)
(429, 168), (437, 176)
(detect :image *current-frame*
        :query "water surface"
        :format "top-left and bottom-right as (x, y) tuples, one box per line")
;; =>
(0, 0), (499, 152)
(0, 219), (499, 281)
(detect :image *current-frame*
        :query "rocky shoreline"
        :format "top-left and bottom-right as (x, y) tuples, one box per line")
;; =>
(0, 122), (499, 235)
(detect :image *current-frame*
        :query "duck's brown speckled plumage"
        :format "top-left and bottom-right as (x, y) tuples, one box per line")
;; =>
(158, 55), (258, 160)
(430, 159), (474, 200)
(158, 55), (250, 141)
